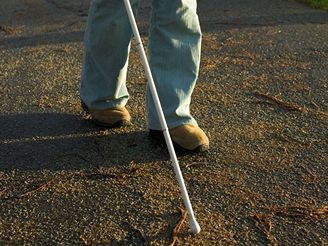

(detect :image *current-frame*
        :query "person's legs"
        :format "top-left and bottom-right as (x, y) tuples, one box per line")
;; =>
(147, 0), (202, 130)
(80, 0), (140, 110)
(147, 0), (209, 152)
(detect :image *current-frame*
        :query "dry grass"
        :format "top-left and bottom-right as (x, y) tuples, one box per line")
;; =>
(298, 0), (328, 10)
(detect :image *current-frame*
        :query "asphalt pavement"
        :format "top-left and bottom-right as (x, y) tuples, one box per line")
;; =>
(0, 0), (327, 245)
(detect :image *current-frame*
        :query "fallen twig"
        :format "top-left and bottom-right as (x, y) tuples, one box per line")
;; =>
(301, 168), (325, 184)
(253, 213), (277, 246)
(311, 101), (320, 110)
(169, 207), (188, 246)
(19, 166), (142, 198)
(0, 25), (14, 34)
(20, 177), (58, 197)
(20, 173), (77, 197)
(277, 156), (294, 166)
(84, 166), (141, 179)
(254, 91), (304, 112)
(185, 162), (207, 168)
(0, 188), (8, 197)
(121, 221), (147, 244)
(277, 135), (314, 148)
(253, 204), (328, 245)
(254, 91), (328, 117)
(266, 205), (328, 222)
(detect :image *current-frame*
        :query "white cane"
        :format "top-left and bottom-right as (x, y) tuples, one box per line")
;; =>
(123, 0), (201, 234)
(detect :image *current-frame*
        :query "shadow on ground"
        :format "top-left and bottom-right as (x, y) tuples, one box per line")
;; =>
(0, 113), (167, 171)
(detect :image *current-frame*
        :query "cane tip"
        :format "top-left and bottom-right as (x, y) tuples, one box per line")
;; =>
(190, 221), (201, 234)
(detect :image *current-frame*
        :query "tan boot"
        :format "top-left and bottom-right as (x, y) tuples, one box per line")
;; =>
(81, 101), (131, 128)
(150, 124), (209, 153)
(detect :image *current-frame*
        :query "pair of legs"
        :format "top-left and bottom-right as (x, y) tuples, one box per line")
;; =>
(80, 0), (202, 130)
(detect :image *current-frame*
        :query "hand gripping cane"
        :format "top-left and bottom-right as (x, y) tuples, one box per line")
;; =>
(123, 0), (201, 234)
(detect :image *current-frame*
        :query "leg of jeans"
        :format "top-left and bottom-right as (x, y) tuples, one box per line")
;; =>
(80, 0), (140, 110)
(147, 0), (202, 130)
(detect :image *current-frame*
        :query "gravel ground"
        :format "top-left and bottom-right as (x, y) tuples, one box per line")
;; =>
(0, 0), (327, 245)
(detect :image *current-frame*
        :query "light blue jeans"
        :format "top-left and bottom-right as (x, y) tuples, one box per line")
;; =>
(80, 0), (202, 130)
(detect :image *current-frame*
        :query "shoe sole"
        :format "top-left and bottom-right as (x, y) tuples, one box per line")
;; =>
(149, 129), (209, 154)
(81, 100), (131, 129)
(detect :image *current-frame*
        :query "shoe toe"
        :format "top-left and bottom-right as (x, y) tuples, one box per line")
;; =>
(81, 101), (131, 128)
(150, 124), (209, 153)
(170, 124), (209, 151)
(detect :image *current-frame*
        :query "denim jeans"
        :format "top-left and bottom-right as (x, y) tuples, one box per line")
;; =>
(80, 0), (202, 130)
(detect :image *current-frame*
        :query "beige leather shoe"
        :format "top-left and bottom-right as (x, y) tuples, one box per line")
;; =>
(150, 124), (209, 153)
(81, 101), (131, 128)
